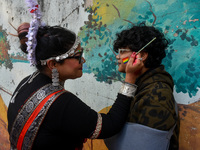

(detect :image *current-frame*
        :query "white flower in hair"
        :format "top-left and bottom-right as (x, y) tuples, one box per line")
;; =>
(25, 0), (44, 66)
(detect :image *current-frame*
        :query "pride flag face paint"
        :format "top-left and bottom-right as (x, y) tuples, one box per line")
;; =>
(122, 57), (129, 64)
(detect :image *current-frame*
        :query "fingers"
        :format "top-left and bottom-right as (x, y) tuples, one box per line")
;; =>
(133, 52), (142, 65)
(127, 52), (136, 65)
(126, 52), (142, 67)
(125, 52), (143, 74)
(136, 53), (142, 59)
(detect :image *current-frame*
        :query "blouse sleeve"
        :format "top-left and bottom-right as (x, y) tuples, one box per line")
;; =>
(56, 92), (132, 139)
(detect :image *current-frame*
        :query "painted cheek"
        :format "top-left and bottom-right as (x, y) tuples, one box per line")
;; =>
(122, 57), (129, 64)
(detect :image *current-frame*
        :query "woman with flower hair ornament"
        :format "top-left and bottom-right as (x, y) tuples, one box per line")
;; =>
(8, 24), (144, 150)
(7, 1), (144, 149)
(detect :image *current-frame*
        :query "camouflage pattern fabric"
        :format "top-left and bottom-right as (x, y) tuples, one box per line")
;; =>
(127, 65), (180, 150)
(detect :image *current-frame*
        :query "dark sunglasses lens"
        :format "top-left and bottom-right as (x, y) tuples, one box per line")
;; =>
(79, 51), (83, 63)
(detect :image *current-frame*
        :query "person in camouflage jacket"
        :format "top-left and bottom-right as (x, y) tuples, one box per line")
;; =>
(108, 23), (179, 149)
(128, 65), (179, 149)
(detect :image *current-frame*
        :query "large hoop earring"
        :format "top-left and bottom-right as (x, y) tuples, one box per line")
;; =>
(52, 68), (59, 87)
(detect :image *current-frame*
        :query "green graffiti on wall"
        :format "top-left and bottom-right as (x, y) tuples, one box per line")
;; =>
(0, 25), (28, 70)
(79, 0), (200, 97)
(0, 26), (12, 70)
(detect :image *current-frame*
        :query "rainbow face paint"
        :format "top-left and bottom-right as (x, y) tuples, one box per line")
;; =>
(122, 57), (129, 64)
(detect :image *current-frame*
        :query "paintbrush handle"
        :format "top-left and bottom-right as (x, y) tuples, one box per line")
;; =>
(136, 37), (157, 55)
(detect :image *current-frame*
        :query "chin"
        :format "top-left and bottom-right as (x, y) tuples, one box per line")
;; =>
(118, 68), (125, 73)
(67, 73), (83, 80)
(75, 72), (83, 79)
(77, 74), (83, 78)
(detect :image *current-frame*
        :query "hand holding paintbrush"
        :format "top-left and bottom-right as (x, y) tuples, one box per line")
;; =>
(122, 37), (157, 64)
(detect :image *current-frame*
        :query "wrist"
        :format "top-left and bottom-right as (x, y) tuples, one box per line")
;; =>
(119, 82), (137, 98)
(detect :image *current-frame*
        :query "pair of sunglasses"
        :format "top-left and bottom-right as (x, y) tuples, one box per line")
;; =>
(118, 48), (132, 58)
(66, 49), (84, 64)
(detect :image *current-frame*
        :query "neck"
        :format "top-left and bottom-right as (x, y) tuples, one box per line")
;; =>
(141, 67), (149, 75)
(40, 68), (52, 79)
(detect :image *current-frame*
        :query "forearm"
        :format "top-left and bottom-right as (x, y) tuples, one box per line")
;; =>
(97, 93), (132, 138)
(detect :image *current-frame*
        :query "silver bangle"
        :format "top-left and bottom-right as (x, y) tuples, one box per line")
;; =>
(119, 82), (137, 97)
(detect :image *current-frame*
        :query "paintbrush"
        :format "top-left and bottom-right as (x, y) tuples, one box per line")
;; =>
(136, 37), (157, 55)
(122, 37), (156, 64)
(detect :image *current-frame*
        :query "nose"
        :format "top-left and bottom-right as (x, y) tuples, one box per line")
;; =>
(81, 57), (86, 63)
(116, 53), (120, 60)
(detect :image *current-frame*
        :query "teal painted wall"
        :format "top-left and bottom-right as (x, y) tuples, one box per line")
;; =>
(0, 0), (200, 149)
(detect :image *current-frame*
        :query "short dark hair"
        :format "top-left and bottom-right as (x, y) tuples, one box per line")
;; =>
(113, 24), (168, 68)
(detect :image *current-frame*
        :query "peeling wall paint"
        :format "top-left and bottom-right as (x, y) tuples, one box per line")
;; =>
(0, 0), (200, 149)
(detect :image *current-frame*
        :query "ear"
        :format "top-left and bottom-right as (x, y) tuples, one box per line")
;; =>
(46, 60), (57, 70)
(140, 52), (148, 61)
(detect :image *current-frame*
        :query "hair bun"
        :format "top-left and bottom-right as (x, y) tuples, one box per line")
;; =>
(17, 22), (30, 54)
(17, 22), (30, 35)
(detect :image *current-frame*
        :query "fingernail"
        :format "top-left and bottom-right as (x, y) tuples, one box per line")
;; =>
(131, 52), (136, 58)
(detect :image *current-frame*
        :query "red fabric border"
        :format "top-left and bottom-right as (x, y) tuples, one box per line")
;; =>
(17, 89), (64, 149)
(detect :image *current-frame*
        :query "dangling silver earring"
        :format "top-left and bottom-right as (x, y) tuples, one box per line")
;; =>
(52, 68), (59, 87)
